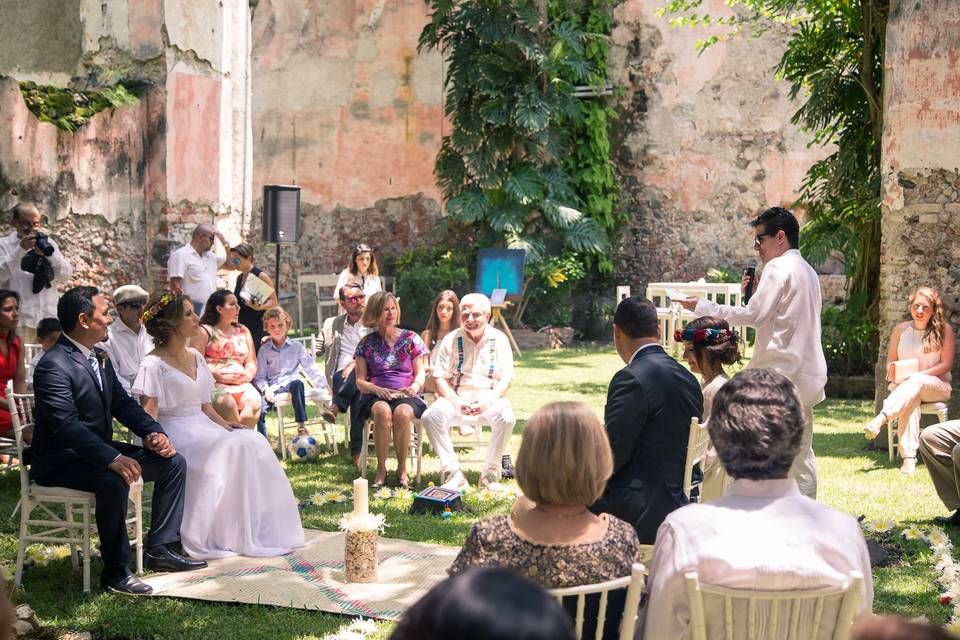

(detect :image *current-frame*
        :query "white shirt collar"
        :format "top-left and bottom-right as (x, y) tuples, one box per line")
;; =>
(726, 478), (801, 498)
(629, 342), (660, 363)
(64, 333), (94, 359)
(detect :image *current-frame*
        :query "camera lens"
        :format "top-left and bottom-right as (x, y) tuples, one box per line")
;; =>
(34, 233), (55, 257)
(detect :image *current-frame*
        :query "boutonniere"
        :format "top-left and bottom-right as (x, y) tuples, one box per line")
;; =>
(98, 350), (110, 369)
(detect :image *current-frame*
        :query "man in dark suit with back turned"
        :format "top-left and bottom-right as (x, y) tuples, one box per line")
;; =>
(590, 296), (704, 544)
(31, 286), (206, 595)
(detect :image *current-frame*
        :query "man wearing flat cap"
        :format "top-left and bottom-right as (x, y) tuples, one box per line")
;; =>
(101, 285), (154, 392)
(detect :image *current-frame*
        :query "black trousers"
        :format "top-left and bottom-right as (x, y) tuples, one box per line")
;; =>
(34, 442), (186, 569)
(333, 369), (364, 456)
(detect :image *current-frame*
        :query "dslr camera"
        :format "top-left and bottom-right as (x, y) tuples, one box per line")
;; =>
(33, 232), (55, 257)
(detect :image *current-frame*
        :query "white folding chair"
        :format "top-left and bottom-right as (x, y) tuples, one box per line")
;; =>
(548, 562), (646, 640)
(683, 417), (710, 501)
(685, 570), (864, 640)
(9, 382), (145, 593)
(296, 274), (340, 331)
(888, 402), (949, 461)
(358, 417), (423, 488)
(23, 343), (42, 385)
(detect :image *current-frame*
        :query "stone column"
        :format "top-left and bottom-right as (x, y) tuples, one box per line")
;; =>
(877, 0), (960, 415)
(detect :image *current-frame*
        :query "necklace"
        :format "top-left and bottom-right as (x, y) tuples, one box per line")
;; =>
(534, 505), (589, 519)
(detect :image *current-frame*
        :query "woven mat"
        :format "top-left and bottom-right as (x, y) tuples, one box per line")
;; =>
(141, 530), (459, 620)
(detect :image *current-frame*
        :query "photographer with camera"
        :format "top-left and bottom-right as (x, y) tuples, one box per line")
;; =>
(0, 203), (73, 344)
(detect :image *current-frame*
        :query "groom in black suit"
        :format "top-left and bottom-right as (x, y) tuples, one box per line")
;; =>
(590, 296), (704, 543)
(31, 286), (206, 594)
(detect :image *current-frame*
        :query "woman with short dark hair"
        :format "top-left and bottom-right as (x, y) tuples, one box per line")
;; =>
(390, 568), (575, 640)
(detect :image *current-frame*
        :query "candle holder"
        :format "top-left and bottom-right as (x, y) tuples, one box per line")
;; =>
(340, 512), (386, 584)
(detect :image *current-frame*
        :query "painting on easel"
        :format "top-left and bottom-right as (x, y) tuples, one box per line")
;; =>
(474, 249), (526, 301)
(474, 248), (526, 357)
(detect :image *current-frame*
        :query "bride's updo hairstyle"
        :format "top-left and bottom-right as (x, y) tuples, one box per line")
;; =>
(142, 291), (190, 347)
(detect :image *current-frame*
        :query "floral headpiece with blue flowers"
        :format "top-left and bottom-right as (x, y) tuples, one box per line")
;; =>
(673, 326), (737, 345)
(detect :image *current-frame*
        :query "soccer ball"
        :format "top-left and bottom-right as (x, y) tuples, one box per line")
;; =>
(288, 434), (320, 462)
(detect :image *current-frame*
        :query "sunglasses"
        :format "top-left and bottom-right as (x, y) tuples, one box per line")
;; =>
(345, 295), (365, 304)
(754, 233), (774, 247)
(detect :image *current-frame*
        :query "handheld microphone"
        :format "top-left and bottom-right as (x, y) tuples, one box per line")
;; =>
(743, 259), (758, 305)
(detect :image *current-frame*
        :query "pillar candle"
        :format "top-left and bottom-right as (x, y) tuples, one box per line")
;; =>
(353, 478), (368, 518)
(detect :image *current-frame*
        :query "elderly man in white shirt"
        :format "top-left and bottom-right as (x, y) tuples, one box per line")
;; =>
(0, 203), (73, 344)
(421, 293), (516, 491)
(644, 369), (873, 639)
(167, 223), (226, 314)
(680, 207), (827, 499)
(101, 285), (155, 393)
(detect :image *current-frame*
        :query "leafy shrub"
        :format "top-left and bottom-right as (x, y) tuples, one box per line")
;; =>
(517, 252), (586, 328)
(395, 248), (471, 327)
(821, 293), (878, 376)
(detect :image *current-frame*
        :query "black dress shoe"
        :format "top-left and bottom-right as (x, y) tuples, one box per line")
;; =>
(145, 546), (208, 572)
(101, 570), (153, 595)
(933, 510), (960, 526)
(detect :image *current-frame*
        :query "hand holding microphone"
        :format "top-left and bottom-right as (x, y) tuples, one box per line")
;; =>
(742, 259), (758, 305)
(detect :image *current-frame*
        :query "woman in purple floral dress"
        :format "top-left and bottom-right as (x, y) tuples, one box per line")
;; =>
(354, 292), (428, 488)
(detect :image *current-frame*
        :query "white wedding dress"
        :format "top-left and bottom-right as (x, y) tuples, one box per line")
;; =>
(133, 349), (305, 559)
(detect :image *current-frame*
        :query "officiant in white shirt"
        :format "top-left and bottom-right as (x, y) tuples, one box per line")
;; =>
(680, 207), (827, 499)
(102, 285), (154, 393)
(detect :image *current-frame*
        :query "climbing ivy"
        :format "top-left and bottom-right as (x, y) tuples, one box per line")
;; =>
(418, 0), (610, 264)
(550, 0), (622, 273)
(19, 81), (140, 133)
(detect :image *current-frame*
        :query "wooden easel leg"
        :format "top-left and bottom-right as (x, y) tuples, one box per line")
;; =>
(493, 308), (521, 357)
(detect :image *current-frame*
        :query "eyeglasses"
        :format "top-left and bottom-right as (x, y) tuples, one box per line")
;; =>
(754, 233), (774, 247)
(15, 219), (41, 230)
(345, 295), (365, 304)
(462, 311), (486, 319)
(121, 301), (146, 309)
(230, 258), (241, 265)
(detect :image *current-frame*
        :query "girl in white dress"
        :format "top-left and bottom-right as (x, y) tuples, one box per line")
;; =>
(334, 243), (382, 302)
(133, 292), (305, 559)
(864, 287), (955, 474)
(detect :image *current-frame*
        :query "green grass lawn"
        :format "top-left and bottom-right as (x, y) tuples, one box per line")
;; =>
(1, 347), (953, 638)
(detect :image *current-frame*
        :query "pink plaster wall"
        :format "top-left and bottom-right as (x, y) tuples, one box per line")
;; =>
(166, 71), (222, 205)
(251, 0), (444, 210)
(881, 0), (960, 212)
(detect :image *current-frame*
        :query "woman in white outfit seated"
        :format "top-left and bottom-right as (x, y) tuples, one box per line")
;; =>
(864, 286), (955, 475)
(134, 291), (305, 559)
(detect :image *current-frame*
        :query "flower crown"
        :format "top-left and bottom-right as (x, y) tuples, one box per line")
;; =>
(674, 326), (738, 346)
(142, 292), (176, 323)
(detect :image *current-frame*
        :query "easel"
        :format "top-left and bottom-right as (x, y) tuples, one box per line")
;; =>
(492, 302), (521, 357)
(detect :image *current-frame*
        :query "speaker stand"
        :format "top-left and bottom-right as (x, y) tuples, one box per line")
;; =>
(274, 242), (281, 300)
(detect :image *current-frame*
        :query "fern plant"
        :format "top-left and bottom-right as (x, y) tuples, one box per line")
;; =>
(418, 0), (609, 263)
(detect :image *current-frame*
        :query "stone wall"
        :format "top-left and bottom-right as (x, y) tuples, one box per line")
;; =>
(608, 0), (831, 292)
(249, 0), (446, 292)
(878, 0), (960, 414)
(0, 0), (252, 297)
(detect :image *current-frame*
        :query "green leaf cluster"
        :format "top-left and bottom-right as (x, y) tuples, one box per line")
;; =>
(394, 247), (472, 323)
(419, 0), (611, 265)
(19, 81), (141, 133)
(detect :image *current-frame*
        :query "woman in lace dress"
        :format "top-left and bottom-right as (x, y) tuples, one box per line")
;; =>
(134, 292), (304, 559)
(450, 401), (640, 639)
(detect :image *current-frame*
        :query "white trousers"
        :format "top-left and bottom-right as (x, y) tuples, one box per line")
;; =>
(883, 374), (952, 459)
(421, 396), (516, 479)
(789, 405), (817, 499)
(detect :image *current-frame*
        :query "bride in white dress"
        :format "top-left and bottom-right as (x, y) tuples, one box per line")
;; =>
(133, 292), (305, 559)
